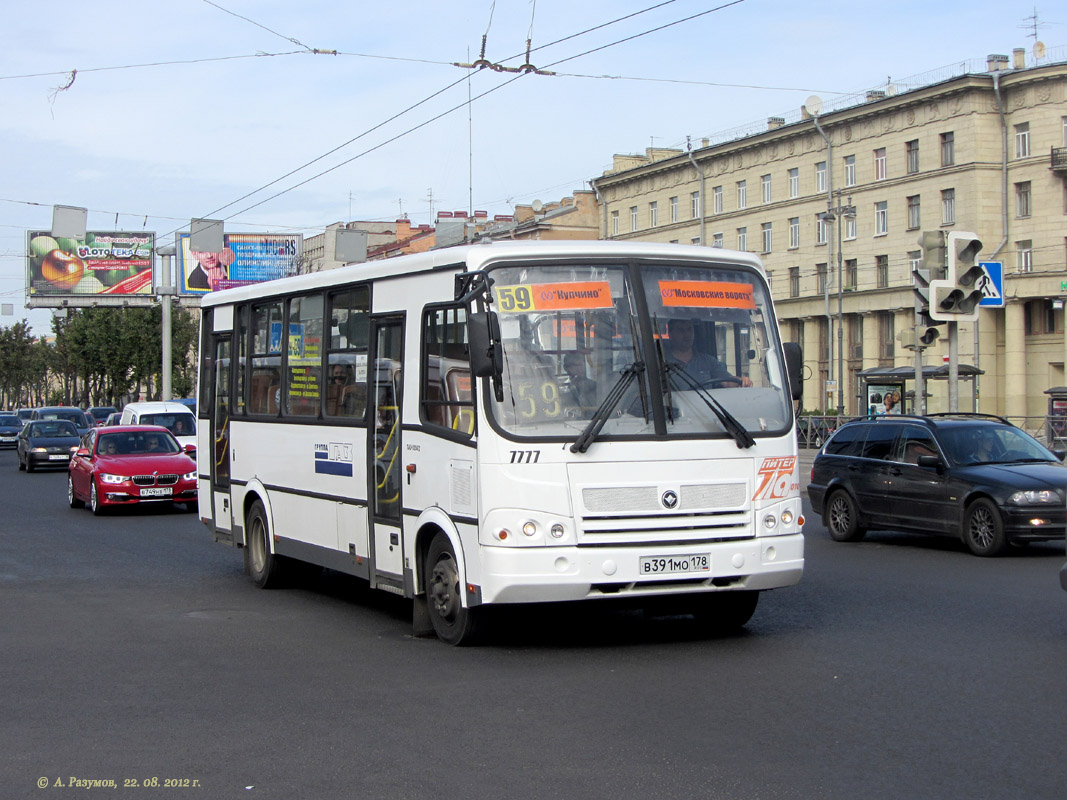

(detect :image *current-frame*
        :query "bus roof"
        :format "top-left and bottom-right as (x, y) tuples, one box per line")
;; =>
(199, 240), (767, 308)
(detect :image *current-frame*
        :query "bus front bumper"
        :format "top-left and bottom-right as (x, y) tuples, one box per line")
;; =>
(475, 533), (804, 605)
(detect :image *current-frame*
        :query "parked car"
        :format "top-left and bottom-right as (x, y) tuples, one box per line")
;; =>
(31, 407), (93, 437)
(88, 406), (118, 427)
(68, 425), (198, 515)
(119, 401), (196, 449)
(17, 419), (81, 472)
(0, 413), (24, 448)
(796, 416), (835, 449)
(809, 413), (1067, 556)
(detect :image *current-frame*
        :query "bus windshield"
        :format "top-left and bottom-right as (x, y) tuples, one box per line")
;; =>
(485, 259), (791, 441)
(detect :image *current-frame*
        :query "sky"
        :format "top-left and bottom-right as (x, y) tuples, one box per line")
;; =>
(1, 0), (1059, 335)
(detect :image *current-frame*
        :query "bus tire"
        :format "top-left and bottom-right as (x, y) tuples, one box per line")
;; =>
(425, 532), (484, 646)
(693, 590), (759, 634)
(245, 500), (283, 589)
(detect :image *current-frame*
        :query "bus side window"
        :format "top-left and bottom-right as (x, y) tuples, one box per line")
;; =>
(421, 305), (474, 438)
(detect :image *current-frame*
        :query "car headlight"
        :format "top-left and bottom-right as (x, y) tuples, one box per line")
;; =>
(99, 473), (127, 485)
(182, 471), (197, 481)
(31, 447), (47, 453)
(1008, 490), (1059, 504)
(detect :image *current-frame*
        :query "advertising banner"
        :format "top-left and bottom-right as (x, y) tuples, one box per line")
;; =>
(26, 231), (155, 304)
(866, 383), (904, 415)
(177, 232), (301, 295)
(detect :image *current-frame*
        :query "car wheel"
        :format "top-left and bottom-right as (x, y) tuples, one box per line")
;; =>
(25, 457), (34, 473)
(425, 532), (485, 646)
(963, 498), (1007, 557)
(692, 590), (760, 634)
(17, 452), (25, 471)
(68, 475), (84, 509)
(244, 500), (284, 589)
(90, 481), (106, 516)
(826, 489), (866, 542)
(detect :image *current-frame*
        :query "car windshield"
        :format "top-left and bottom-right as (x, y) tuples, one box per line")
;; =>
(0, 415), (21, 426)
(90, 408), (117, 421)
(483, 259), (791, 442)
(140, 413), (196, 437)
(938, 423), (1057, 466)
(40, 410), (88, 426)
(98, 431), (181, 455)
(31, 421), (78, 437)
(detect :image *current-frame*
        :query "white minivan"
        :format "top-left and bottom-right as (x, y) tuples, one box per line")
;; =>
(119, 401), (197, 450)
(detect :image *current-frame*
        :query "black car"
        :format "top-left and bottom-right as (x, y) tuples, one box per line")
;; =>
(88, 406), (118, 427)
(17, 419), (82, 472)
(31, 407), (93, 437)
(809, 413), (1067, 556)
(0, 413), (22, 448)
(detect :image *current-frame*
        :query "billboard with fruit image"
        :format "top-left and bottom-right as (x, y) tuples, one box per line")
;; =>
(26, 231), (155, 305)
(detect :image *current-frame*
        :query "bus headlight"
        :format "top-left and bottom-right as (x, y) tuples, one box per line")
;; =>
(763, 514), (778, 530)
(550, 523), (565, 539)
(522, 521), (538, 537)
(781, 509), (794, 525)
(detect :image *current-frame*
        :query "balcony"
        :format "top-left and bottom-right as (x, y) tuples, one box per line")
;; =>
(1052, 147), (1067, 174)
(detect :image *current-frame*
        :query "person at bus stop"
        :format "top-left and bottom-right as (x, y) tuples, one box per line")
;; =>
(663, 318), (752, 388)
(562, 351), (597, 408)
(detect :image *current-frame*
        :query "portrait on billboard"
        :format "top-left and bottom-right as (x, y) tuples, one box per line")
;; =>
(177, 233), (301, 295)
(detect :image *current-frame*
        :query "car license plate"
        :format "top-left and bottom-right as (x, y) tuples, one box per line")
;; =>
(140, 487), (172, 497)
(639, 553), (710, 575)
(48, 454), (68, 461)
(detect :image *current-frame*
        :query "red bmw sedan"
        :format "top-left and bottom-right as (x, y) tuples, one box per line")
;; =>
(68, 425), (198, 515)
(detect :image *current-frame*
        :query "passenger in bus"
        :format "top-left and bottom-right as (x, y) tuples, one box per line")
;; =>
(663, 318), (752, 388)
(562, 351), (598, 408)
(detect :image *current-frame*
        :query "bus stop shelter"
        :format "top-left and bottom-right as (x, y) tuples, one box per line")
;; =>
(857, 364), (983, 415)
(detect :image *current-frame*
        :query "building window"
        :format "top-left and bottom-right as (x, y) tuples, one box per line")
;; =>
(876, 255), (889, 288)
(1017, 239), (1033, 272)
(691, 237), (701, 246)
(845, 258), (857, 289)
(789, 267), (800, 298)
(907, 195), (921, 230)
(737, 227), (747, 251)
(906, 140), (919, 174)
(649, 201), (658, 228)
(761, 222), (773, 254)
(669, 196), (678, 223)
(875, 201), (888, 236)
(761, 174), (772, 204)
(815, 162), (826, 193)
(879, 312), (895, 359)
(736, 180), (747, 209)
(874, 148), (887, 180)
(845, 215), (857, 240)
(1024, 300), (1060, 335)
(816, 214), (827, 245)
(816, 263), (828, 294)
(712, 185), (723, 214)
(611, 210), (619, 236)
(789, 217), (799, 249)
(712, 232), (723, 248)
(940, 132), (955, 166)
(908, 250), (922, 270)
(844, 155), (856, 187)
(1016, 181), (1032, 217)
(1015, 122), (1030, 158)
(941, 189), (955, 225)
(691, 191), (701, 219)
(630, 206), (638, 232)
(788, 168), (799, 198)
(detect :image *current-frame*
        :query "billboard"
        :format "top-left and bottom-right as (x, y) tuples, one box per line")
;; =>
(26, 231), (155, 306)
(177, 232), (302, 295)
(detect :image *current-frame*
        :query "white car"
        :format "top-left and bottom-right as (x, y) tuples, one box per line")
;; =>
(118, 401), (197, 449)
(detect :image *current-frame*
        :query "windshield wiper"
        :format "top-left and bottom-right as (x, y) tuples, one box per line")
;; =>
(570, 362), (645, 453)
(663, 363), (756, 449)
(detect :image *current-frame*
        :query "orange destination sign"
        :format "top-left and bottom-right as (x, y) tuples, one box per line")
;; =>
(496, 281), (613, 312)
(659, 280), (756, 309)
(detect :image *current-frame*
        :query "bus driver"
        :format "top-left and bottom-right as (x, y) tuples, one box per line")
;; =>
(663, 318), (751, 388)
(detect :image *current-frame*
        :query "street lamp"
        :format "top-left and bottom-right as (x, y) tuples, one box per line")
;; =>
(826, 191), (856, 416)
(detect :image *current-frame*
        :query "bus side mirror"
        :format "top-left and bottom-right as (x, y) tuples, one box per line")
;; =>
(469, 311), (503, 379)
(783, 342), (803, 401)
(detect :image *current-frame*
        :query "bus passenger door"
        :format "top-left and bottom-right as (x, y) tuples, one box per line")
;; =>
(368, 315), (405, 589)
(210, 334), (234, 539)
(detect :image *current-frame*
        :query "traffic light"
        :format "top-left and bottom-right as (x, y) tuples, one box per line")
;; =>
(912, 266), (944, 346)
(929, 231), (984, 322)
(918, 231), (947, 279)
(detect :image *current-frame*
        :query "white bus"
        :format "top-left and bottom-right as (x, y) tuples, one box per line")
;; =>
(196, 241), (805, 644)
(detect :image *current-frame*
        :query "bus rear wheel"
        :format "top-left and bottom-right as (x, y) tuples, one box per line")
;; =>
(245, 500), (284, 589)
(425, 533), (484, 646)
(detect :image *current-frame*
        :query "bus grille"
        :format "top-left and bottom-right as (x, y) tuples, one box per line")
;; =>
(578, 482), (751, 545)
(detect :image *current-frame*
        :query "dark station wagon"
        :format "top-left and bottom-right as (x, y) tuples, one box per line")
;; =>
(809, 414), (1067, 556)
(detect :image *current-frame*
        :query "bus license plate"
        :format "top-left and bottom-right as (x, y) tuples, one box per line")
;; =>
(140, 487), (172, 497)
(639, 554), (710, 575)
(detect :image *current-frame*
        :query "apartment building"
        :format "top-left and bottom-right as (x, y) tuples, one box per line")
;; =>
(591, 49), (1067, 417)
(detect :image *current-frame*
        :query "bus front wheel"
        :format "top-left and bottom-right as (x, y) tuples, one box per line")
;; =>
(693, 590), (760, 635)
(425, 533), (484, 646)
(245, 500), (283, 589)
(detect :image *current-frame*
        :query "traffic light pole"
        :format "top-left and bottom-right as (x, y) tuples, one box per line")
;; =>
(948, 321), (959, 412)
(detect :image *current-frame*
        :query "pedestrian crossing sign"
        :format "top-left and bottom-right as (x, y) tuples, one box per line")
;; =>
(977, 261), (1003, 307)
